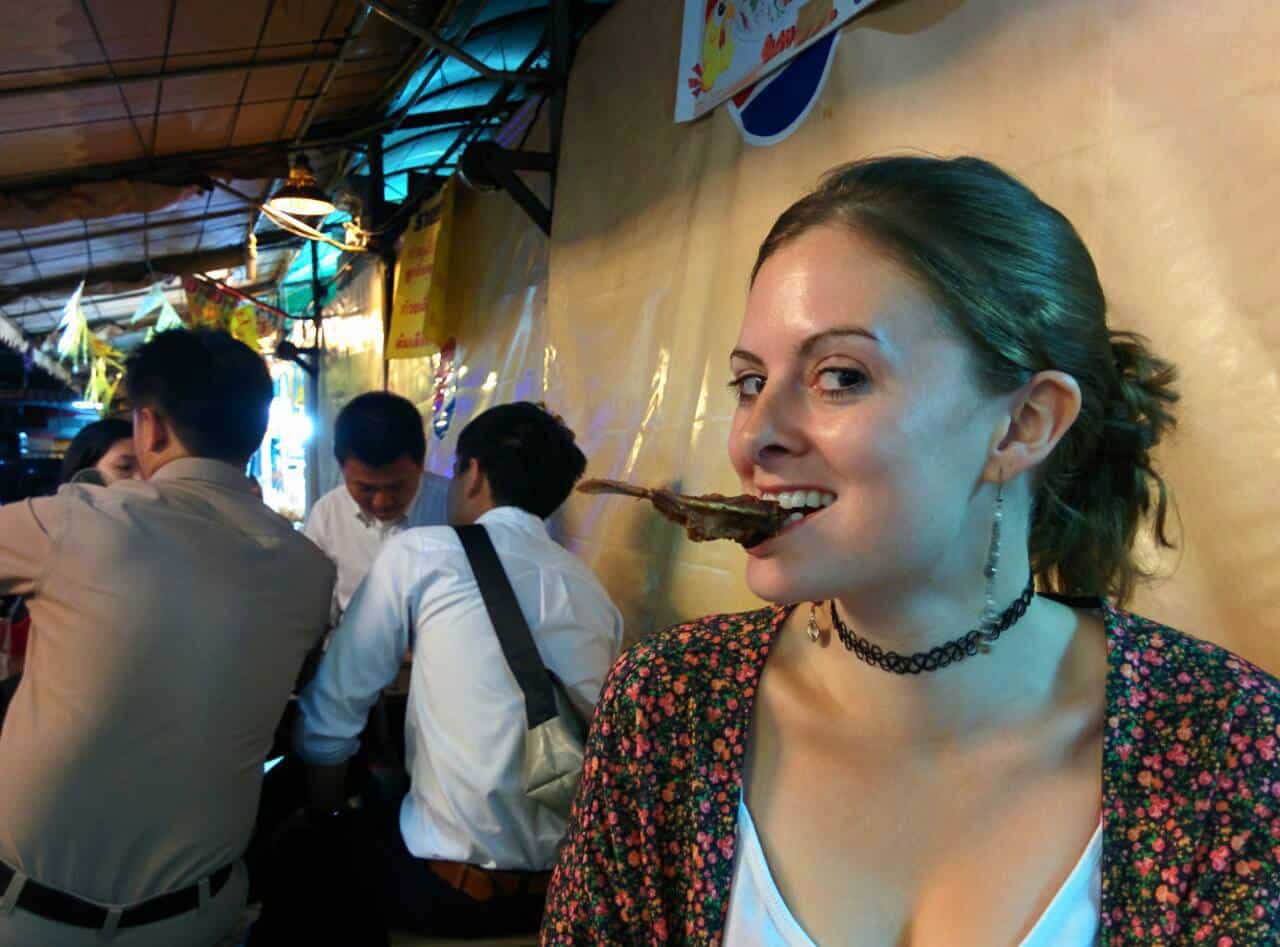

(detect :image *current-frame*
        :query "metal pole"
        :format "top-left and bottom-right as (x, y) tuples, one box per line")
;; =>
(305, 238), (324, 515)
(364, 0), (545, 84)
(548, 0), (573, 210)
(366, 133), (392, 391)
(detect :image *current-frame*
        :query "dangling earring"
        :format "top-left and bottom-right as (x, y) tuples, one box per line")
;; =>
(806, 602), (823, 642)
(978, 479), (1004, 648)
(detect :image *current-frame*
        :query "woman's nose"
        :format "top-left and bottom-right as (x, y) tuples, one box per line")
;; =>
(736, 387), (806, 465)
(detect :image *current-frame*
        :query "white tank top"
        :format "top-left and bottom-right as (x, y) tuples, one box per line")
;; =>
(724, 797), (1101, 946)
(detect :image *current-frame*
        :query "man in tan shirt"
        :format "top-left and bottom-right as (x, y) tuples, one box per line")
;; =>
(0, 329), (334, 946)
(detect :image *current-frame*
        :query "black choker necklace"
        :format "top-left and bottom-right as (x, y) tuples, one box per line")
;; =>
(815, 575), (1037, 674)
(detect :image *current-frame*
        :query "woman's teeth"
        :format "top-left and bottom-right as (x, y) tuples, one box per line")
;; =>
(760, 489), (836, 524)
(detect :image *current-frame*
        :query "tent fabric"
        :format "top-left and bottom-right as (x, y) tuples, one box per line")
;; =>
(507, 0), (1278, 666)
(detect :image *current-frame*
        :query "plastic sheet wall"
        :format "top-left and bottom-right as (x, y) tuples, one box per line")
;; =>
(302, 257), (387, 500)
(538, 0), (1280, 665)
(386, 181), (552, 480)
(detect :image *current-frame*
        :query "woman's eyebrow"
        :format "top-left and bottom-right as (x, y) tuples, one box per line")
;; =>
(797, 327), (879, 358)
(730, 328), (880, 367)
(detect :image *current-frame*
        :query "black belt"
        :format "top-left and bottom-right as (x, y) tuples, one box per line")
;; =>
(0, 861), (233, 929)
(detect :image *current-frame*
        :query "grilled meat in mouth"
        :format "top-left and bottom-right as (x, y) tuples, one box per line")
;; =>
(576, 478), (791, 547)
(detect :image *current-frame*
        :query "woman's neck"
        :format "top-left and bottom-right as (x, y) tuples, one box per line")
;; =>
(786, 577), (1097, 749)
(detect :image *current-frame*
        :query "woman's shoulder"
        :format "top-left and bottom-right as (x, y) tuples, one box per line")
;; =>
(594, 604), (788, 718)
(1105, 604), (1280, 739)
(1103, 607), (1280, 938)
(1106, 603), (1280, 699)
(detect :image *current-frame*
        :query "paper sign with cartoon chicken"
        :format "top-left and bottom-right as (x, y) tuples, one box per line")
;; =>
(688, 0), (737, 97)
(677, 0), (882, 121)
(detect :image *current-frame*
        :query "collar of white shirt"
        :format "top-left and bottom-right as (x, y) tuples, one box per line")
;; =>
(473, 504), (547, 537)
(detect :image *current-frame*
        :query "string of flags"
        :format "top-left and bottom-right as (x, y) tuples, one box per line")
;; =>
(181, 277), (281, 353)
(53, 281), (129, 407)
(53, 281), (195, 409)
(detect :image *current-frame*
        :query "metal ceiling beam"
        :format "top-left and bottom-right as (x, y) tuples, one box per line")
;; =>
(292, 7), (374, 148)
(0, 206), (248, 256)
(8, 285), (160, 324)
(280, 7), (569, 175)
(365, 0), (547, 84)
(374, 36), (549, 244)
(0, 50), (344, 103)
(459, 143), (553, 234)
(549, 0), (572, 177)
(0, 142), (295, 195)
(0, 229), (303, 305)
(17, 289), (176, 328)
(314, 100), (512, 140)
(239, 4), (374, 268)
(382, 7), (561, 120)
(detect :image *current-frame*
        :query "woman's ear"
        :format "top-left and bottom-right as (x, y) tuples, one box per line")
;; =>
(984, 370), (1082, 482)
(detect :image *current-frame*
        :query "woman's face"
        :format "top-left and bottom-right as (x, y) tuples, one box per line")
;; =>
(728, 225), (1007, 605)
(95, 437), (139, 484)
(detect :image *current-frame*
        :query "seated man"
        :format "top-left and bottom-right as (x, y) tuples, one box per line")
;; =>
(291, 402), (623, 940)
(303, 391), (450, 622)
(0, 330), (334, 947)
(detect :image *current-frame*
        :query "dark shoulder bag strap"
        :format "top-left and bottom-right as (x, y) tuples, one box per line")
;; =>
(454, 525), (558, 729)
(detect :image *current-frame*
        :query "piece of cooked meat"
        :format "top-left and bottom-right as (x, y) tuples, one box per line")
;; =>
(577, 478), (788, 547)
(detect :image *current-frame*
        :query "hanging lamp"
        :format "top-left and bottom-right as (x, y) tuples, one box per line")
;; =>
(266, 153), (335, 217)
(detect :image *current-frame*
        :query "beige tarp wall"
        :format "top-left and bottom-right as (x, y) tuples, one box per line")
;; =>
(303, 181), (550, 500)
(533, 0), (1280, 667)
(343, 0), (1277, 668)
(299, 258), (387, 501)
(386, 184), (552, 476)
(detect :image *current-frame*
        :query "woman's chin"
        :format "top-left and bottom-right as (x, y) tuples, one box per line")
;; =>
(745, 559), (824, 606)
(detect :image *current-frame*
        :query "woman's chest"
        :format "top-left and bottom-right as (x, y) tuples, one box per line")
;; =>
(737, 708), (1103, 945)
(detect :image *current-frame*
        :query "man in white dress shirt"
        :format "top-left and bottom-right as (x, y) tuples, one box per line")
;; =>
(303, 391), (450, 620)
(275, 402), (623, 941)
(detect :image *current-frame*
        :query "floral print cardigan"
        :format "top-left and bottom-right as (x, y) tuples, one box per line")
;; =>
(542, 602), (1280, 945)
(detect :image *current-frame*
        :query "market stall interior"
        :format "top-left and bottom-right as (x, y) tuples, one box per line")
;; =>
(0, 0), (612, 517)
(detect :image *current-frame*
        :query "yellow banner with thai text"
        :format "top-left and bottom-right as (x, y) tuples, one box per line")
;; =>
(387, 179), (457, 359)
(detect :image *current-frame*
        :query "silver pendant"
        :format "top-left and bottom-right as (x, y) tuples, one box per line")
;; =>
(806, 603), (822, 642)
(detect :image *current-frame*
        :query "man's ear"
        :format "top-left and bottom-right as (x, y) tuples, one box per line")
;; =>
(462, 457), (487, 499)
(135, 406), (173, 456)
(983, 370), (1082, 482)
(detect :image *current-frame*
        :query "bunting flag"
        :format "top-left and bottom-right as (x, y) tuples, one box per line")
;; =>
(131, 284), (186, 333)
(181, 277), (278, 351)
(228, 305), (262, 351)
(83, 335), (126, 409)
(53, 280), (126, 407)
(55, 281), (92, 369)
(182, 276), (237, 330)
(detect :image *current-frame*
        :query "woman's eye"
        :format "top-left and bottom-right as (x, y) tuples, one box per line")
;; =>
(727, 375), (765, 400)
(816, 367), (868, 394)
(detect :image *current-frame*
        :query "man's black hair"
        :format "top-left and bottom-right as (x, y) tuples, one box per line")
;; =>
(455, 401), (586, 519)
(124, 329), (272, 465)
(334, 391), (426, 468)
